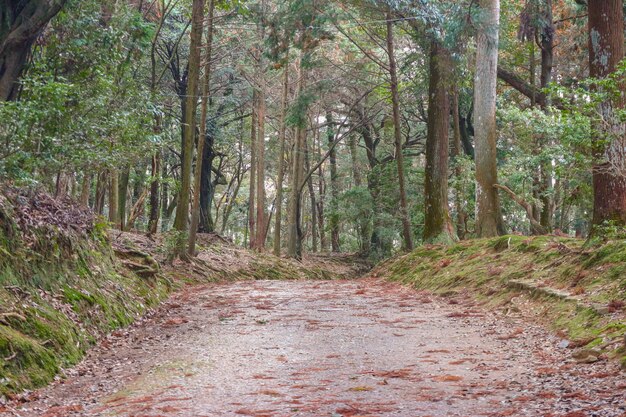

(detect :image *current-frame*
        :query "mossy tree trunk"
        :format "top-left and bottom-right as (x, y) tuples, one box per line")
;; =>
(474, 0), (506, 238)
(423, 42), (457, 245)
(172, 0), (204, 248)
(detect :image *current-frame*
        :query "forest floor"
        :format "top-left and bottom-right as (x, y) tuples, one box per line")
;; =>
(5, 278), (625, 417)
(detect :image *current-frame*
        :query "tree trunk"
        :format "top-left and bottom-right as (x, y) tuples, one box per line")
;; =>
(588, 0), (626, 228)
(80, 173), (91, 206)
(539, 0), (555, 231)
(0, 0), (67, 101)
(255, 78), (267, 250)
(248, 90), (258, 249)
(316, 131), (327, 252)
(148, 150), (161, 235)
(94, 171), (107, 215)
(305, 138), (318, 252)
(348, 134), (370, 253)
(287, 57), (307, 259)
(424, 42), (457, 245)
(173, 0), (204, 246)
(118, 165), (130, 231)
(386, 13), (413, 251)
(327, 111), (340, 253)
(108, 169), (119, 227)
(189, 0), (215, 255)
(273, 67), (289, 256)
(451, 91), (467, 240)
(474, 0), (506, 237)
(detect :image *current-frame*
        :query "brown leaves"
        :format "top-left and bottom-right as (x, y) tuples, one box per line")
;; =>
(433, 374), (463, 382)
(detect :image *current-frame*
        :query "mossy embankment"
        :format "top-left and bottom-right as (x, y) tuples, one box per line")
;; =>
(372, 235), (626, 366)
(0, 188), (171, 396)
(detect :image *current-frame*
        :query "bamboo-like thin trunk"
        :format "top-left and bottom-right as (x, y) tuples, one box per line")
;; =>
(273, 67), (289, 256)
(386, 13), (413, 250)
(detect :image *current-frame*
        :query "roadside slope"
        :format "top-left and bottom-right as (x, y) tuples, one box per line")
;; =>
(371, 235), (626, 367)
(0, 187), (171, 396)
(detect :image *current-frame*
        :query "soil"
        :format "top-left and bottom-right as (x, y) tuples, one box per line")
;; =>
(4, 279), (625, 417)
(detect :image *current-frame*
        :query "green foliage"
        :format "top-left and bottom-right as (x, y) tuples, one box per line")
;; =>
(0, 0), (159, 184)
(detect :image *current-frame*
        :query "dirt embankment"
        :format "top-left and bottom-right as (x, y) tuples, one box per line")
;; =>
(370, 235), (626, 368)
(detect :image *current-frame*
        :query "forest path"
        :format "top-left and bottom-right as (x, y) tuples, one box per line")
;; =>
(11, 279), (625, 417)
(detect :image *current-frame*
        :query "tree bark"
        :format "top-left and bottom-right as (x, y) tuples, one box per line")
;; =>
(273, 67), (289, 256)
(451, 90), (467, 240)
(108, 169), (119, 227)
(248, 90), (258, 249)
(386, 13), (413, 250)
(148, 150), (161, 235)
(80, 173), (91, 207)
(173, 0), (204, 247)
(287, 56), (307, 259)
(588, 0), (626, 228)
(255, 75), (267, 250)
(474, 0), (506, 237)
(0, 0), (67, 101)
(189, 0), (215, 256)
(424, 42), (457, 245)
(118, 165), (130, 231)
(327, 111), (340, 252)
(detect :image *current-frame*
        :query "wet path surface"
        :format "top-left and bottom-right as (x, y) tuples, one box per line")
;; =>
(9, 279), (626, 417)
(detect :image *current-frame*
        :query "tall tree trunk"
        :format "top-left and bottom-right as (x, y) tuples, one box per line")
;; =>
(273, 67), (289, 256)
(348, 134), (370, 253)
(287, 56), (307, 259)
(538, 0), (555, 231)
(173, 0), (205, 247)
(0, 0), (67, 101)
(327, 111), (340, 252)
(118, 165), (130, 231)
(94, 171), (107, 215)
(386, 13), (413, 250)
(316, 131), (327, 252)
(248, 90), (258, 249)
(148, 149), (161, 235)
(108, 169), (119, 227)
(305, 137), (318, 252)
(474, 0), (506, 237)
(588, 0), (626, 228)
(424, 42), (457, 245)
(189, 0), (215, 255)
(80, 172), (91, 206)
(451, 91), (467, 240)
(255, 79), (267, 250)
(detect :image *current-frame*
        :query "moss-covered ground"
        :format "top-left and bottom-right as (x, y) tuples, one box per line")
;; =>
(0, 192), (170, 396)
(373, 235), (626, 365)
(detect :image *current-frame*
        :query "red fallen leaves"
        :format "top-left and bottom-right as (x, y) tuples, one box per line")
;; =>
(162, 317), (188, 326)
(433, 374), (463, 382)
(497, 327), (524, 340)
(41, 405), (83, 417)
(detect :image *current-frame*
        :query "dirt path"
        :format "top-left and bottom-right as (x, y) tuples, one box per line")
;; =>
(7, 279), (625, 417)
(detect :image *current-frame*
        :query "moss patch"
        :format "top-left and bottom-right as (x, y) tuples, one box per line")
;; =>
(0, 192), (170, 396)
(374, 236), (626, 363)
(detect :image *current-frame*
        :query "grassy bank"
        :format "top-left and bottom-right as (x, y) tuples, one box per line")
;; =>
(372, 235), (626, 367)
(0, 189), (171, 396)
